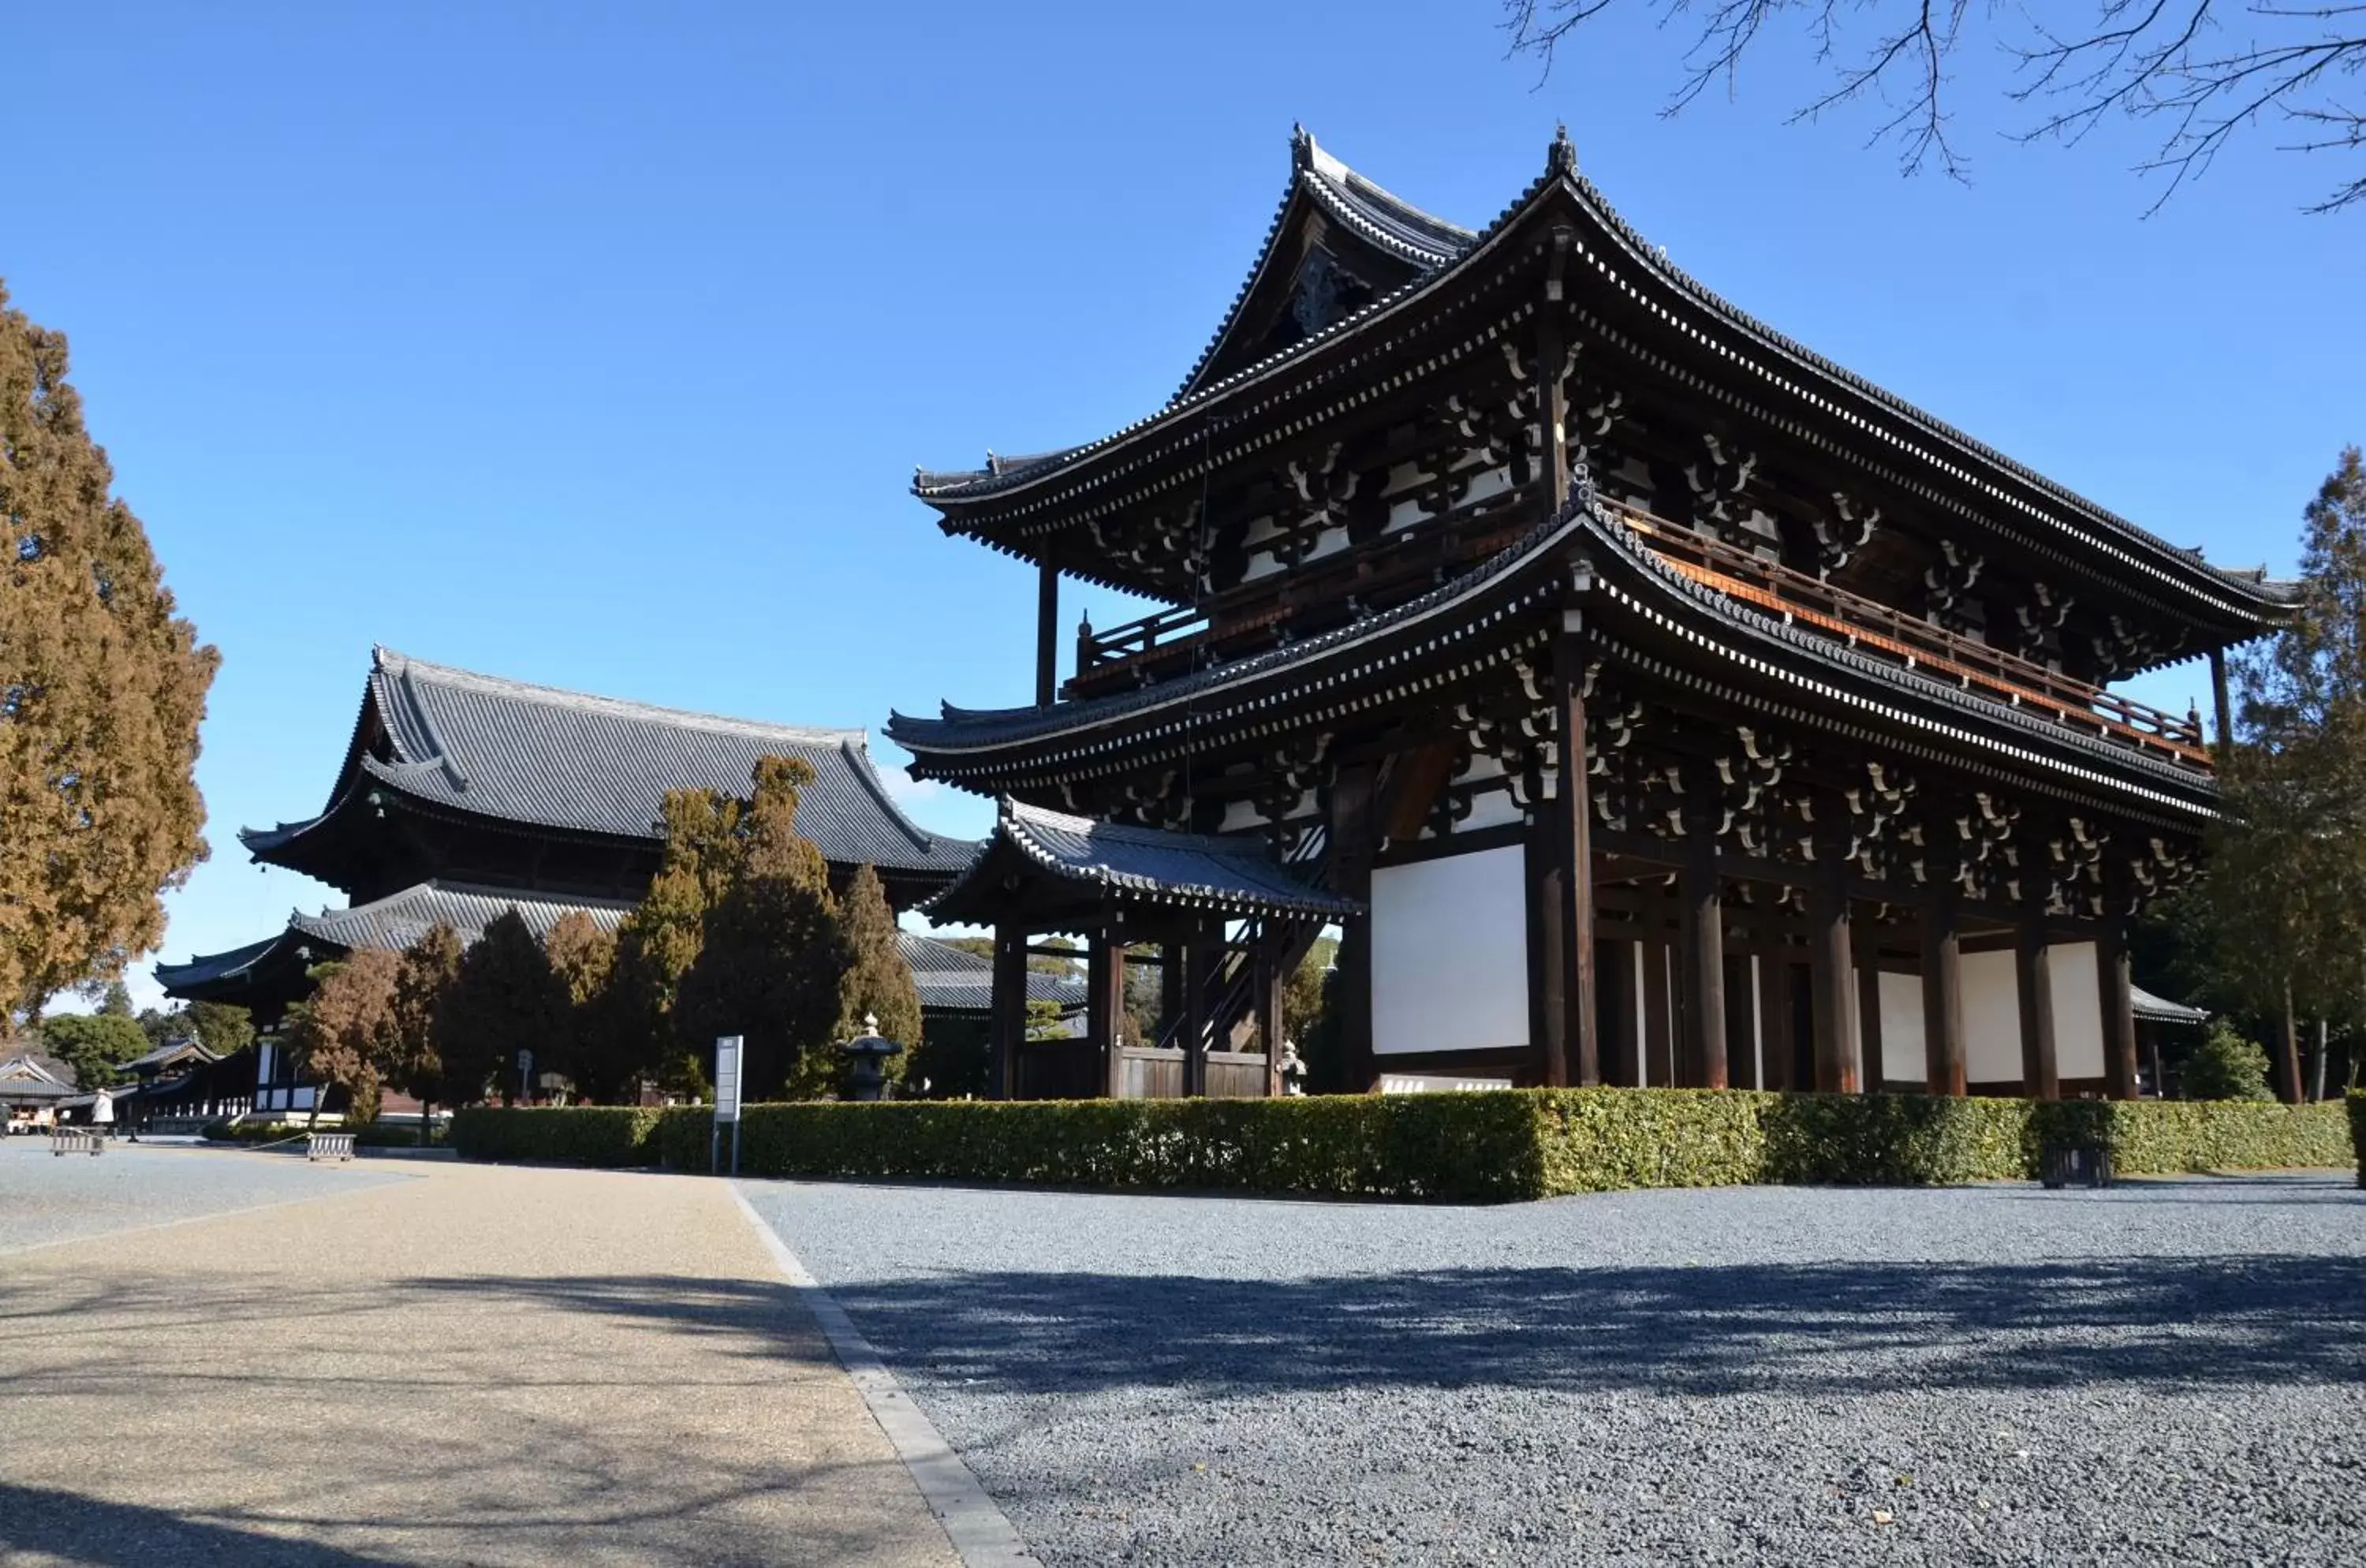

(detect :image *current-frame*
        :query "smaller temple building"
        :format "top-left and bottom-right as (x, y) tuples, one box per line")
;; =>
(158, 648), (1036, 1113)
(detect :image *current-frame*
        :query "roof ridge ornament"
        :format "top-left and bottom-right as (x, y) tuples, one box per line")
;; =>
(1549, 124), (1578, 176)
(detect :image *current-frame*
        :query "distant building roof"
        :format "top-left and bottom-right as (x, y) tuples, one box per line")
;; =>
(899, 930), (1087, 1015)
(121, 1040), (220, 1074)
(0, 1052), (78, 1101)
(242, 647), (971, 877)
(2132, 984), (2210, 1025)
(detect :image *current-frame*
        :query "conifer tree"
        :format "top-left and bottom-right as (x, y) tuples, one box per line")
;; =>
(1, 285), (218, 1029)
(185, 1000), (254, 1058)
(285, 948), (401, 1126)
(386, 922), (463, 1124)
(835, 864), (921, 1049)
(599, 787), (745, 1099)
(677, 756), (846, 1098)
(437, 911), (568, 1107)
(2207, 448), (2366, 1098)
(542, 910), (618, 1100)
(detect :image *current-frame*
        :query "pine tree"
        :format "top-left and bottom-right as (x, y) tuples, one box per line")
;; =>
(285, 949), (401, 1126)
(436, 911), (568, 1107)
(386, 922), (463, 1122)
(1, 285), (218, 1029)
(677, 756), (846, 1099)
(542, 911), (617, 1100)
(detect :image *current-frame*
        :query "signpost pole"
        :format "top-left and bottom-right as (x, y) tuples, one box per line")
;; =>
(711, 1035), (744, 1180)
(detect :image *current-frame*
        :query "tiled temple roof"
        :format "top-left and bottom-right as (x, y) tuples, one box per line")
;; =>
(911, 129), (2294, 619)
(927, 799), (1360, 922)
(243, 648), (970, 876)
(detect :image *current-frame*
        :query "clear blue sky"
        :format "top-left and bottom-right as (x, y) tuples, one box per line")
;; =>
(9, 3), (2353, 1008)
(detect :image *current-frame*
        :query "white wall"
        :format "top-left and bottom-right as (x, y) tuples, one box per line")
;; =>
(2049, 941), (2106, 1081)
(1371, 844), (1530, 1055)
(1963, 948), (2022, 1084)
(1876, 971), (1928, 1086)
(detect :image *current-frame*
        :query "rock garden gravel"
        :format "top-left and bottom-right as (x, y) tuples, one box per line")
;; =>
(738, 1174), (2366, 1567)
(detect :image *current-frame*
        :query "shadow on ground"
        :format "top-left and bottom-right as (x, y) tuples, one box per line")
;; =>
(398, 1251), (2366, 1398)
(0, 1483), (412, 1566)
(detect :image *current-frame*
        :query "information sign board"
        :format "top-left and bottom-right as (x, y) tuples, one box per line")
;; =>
(714, 1036), (744, 1124)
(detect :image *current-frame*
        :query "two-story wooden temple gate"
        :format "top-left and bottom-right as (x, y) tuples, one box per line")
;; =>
(894, 129), (2292, 1102)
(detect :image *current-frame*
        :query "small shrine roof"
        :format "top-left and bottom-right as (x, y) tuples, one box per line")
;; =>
(927, 798), (1360, 924)
(2131, 984), (2210, 1025)
(244, 648), (970, 877)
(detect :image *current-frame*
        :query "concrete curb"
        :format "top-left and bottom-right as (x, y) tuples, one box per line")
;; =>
(729, 1185), (1042, 1568)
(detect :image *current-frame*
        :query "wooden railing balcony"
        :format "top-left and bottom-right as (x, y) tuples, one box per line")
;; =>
(1602, 499), (2211, 771)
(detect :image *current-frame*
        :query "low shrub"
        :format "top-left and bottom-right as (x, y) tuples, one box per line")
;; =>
(450, 1106), (661, 1167)
(458, 1088), (2361, 1200)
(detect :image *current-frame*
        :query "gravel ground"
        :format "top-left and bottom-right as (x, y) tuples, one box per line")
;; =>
(739, 1174), (2366, 1567)
(0, 1139), (408, 1254)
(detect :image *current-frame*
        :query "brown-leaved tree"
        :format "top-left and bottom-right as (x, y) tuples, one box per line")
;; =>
(1, 284), (218, 1030)
(285, 948), (401, 1126)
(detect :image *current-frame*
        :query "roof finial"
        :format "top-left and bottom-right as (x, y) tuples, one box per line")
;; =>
(1548, 123), (1578, 176)
(1292, 121), (1317, 170)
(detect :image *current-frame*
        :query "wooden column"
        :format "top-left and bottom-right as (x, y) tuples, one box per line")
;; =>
(1552, 636), (1599, 1085)
(1640, 939), (1674, 1086)
(1677, 809), (1726, 1089)
(1527, 824), (1569, 1087)
(991, 924), (1028, 1100)
(1256, 931), (1286, 1097)
(2014, 905), (2060, 1101)
(2209, 645), (2234, 761)
(1607, 939), (1643, 1087)
(1035, 558), (1059, 707)
(1854, 923), (1885, 1093)
(1808, 857), (1860, 1094)
(1723, 952), (1757, 1090)
(1757, 951), (1792, 1092)
(1330, 761), (1379, 1091)
(2098, 920), (2139, 1102)
(1920, 888), (1968, 1097)
(1092, 931), (1127, 1099)
(1179, 933), (1211, 1099)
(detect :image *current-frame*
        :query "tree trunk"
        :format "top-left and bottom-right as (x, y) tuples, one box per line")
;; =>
(2310, 1019), (2328, 1103)
(2276, 983), (2304, 1105)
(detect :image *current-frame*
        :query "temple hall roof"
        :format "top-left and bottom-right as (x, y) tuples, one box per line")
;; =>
(898, 930), (1088, 1015)
(911, 128), (2293, 624)
(244, 648), (970, 878)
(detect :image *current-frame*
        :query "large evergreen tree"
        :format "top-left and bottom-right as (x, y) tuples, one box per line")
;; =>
(677, 757), (846, 1099)
(285, 949), (401, 1126)
(598, 787), (745, 1100)
(386, 922), (464, 1122)
(39, 1012), (150, 1089)
(2204, 448), (2366, 1098)
(436, 911), (568, 1107)
(1, 286), (218, 1031)
(542, 910), (618, 1100)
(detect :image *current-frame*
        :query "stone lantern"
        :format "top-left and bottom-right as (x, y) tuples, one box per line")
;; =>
(840, 1012), (905, 1102)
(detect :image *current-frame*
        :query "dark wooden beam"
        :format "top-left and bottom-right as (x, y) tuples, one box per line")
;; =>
(1554, 635), (1600, 1085)
(1677, 801), (1726, 1089)
(1640, 939), (1674, 1087)
(1607, 939), (1642, 1087)
(2014, 892), (2061, 1101)
(1036, 557), (1060, 707)
(1092, 930), (1126, 1099)
(2209, 645), (2234, 762)
(1920, 887), (1968, 1097)
(1723, 953), (1758, 1090)
(1256, 933), (1286, 1098)
(1854, 917), (1885, 1091)
(2098, 920), (2138, 1102)
(991, 924), (1028, 1100)
(1808, 849), (1860, 1094)
(1330, 760), (1379, 1092)
(1379, 742), (1457, 846)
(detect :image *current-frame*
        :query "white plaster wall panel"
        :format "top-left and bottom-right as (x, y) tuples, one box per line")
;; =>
(2049, 942), (2106, 1082)
(1877, 972), (1928, 1086)
(1962, 949), (2022, 1084)
(1371, 845), (1529, 1056)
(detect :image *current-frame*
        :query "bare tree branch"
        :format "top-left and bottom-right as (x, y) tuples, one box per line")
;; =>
(1501, 0), (2366, 211)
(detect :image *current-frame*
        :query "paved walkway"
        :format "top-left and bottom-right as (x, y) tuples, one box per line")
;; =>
(0, 1150), (958, 1567)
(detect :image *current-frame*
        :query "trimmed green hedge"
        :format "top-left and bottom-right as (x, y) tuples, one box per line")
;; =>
(451, 1090), (2357, 1201)
(448, 1107), (662, 1168)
